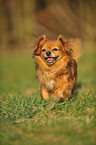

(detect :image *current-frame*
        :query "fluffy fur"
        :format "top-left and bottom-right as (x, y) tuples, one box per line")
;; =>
(33, 35), (80, 101)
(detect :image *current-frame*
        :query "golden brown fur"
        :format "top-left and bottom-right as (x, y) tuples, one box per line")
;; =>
(33, 35), (80, 101)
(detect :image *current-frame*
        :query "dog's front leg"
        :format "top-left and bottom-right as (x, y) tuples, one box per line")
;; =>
(40, 86), (50, 101)
(52, 82), (72, 101)
(52, 89), (64, 101)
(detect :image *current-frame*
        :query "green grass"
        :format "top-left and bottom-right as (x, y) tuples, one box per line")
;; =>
(0, 49), (96, 145)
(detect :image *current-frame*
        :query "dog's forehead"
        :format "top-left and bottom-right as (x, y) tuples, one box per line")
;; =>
(43, 40), (61, 48)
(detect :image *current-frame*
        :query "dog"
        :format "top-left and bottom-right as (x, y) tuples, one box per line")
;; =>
(33, 35), (80, 101)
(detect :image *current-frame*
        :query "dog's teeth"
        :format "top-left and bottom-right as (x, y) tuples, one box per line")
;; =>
(47, 58), (54, 62)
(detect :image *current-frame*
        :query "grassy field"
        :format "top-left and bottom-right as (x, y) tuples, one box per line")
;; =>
(0, 48), (96, 145)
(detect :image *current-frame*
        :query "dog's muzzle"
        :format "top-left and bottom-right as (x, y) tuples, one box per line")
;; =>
(46, 51), (51, 57)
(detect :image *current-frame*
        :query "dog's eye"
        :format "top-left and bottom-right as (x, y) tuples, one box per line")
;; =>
(42, 49), (46, 52)
(53, 48), (58, 51)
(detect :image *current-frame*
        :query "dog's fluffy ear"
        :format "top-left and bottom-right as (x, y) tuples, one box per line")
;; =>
(34, 35), (46, 55)
(57, 35), (65, 47)
(57, 35), (72, 55)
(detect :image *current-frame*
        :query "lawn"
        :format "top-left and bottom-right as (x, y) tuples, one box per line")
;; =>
(0, 48), (96, 145)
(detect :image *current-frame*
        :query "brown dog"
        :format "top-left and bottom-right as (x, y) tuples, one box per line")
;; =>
(33, 35), (80, 101)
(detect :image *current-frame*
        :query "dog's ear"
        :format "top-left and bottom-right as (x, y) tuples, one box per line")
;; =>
(57, 35), (72, 55)
(57, 35), (65, 47)
(34, 35), (46, 55)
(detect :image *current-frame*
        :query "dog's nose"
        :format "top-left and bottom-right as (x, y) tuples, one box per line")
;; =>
(46, 51), (51, 56)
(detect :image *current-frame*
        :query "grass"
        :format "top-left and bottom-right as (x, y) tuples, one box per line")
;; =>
(0, 48), (96, 145)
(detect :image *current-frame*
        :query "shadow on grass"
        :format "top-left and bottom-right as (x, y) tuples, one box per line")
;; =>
(76, 82), (82, 90)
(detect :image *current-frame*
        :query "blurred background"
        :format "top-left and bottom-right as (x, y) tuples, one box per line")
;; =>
(0, 0), (96, 52)
(0, 0), (96, 94)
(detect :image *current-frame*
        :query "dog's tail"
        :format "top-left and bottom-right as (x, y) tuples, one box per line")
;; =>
(70, 38), (81, 62)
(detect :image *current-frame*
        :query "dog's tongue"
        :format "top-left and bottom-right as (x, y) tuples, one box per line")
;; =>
(47, 58), (54, 62)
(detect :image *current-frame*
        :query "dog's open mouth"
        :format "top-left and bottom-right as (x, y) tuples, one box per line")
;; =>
(44, 56), (59, 65)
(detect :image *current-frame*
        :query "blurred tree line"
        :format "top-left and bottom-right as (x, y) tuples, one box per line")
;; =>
(0, 0), (96, 50)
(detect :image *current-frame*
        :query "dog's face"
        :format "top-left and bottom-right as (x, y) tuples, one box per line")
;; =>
(41, 41), (65, 65)
(34, 35), (72, 66)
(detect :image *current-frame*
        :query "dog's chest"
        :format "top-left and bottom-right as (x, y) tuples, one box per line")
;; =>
(45, 80), (55, 90)
(39, 71), (56, 90)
